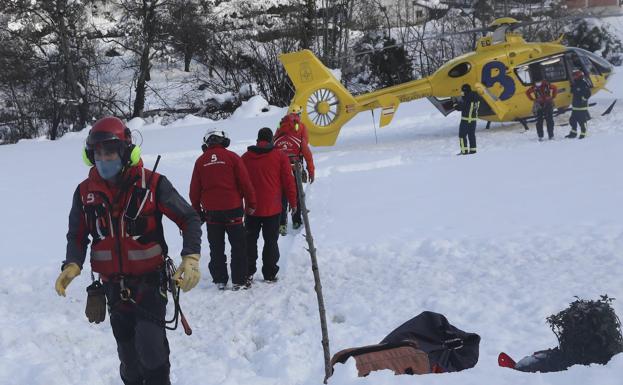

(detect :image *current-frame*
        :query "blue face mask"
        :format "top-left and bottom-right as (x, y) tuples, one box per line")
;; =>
(95, 158), (123, 180)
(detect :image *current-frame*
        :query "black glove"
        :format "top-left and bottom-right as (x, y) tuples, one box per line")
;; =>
(85, 281), (107, 324)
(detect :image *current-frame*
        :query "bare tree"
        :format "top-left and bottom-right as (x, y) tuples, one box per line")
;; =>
(115, 0), (168, 118)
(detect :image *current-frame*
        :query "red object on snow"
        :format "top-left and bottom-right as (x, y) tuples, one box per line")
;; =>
(498, 352), (517, 369)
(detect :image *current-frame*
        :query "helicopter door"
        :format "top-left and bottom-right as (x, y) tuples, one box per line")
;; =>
(427, 96), (457, 116)
(564, 52), (594, 88)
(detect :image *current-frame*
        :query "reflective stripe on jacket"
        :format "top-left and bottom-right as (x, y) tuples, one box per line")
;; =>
(66, 165), (201, 277)
(456, 91), (480, 123)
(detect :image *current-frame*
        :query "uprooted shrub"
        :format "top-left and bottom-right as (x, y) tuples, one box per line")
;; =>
(547, 295), (623, 366)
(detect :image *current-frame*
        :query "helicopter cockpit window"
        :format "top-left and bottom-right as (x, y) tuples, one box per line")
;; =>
(448, 62), (471, 78)
(515, 65), (531, 85)
(540, 57), (567, 83)
(570, 47), (613, 74)
(581, 56), (598, 75)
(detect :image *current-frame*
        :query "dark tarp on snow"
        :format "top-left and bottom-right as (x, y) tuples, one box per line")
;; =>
(328, 311), (481, 379)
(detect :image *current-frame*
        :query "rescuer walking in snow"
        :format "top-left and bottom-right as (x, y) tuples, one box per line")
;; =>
(55, 116), (202, 385)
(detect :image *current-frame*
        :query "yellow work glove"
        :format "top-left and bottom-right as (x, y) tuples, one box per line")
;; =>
(55, 263), (81, 297)
(172, 254), (201, 292)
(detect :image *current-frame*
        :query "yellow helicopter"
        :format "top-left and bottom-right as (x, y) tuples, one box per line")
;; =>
(279, 17), (615, 147)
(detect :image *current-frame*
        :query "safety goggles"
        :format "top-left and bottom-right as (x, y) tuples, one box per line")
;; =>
(90, 139), (124, 156)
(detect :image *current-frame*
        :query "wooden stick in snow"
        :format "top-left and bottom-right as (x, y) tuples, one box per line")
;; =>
(293, 160), (332, 383)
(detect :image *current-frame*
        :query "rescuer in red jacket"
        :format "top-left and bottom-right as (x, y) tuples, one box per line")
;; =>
(526, 79), (558, 141)
(242, 127), (297, 282)
(55, 117), (202, 385)
(274, 106), (315, 235)
(190, 130), (256, 290)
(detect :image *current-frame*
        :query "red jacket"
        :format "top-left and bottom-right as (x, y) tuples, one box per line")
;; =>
(190, 144), (256, 212)
(66, 164), (201, 277)
(275, 114), (315, 179)
(526, 81), (558, 105)
(242, 141), (297, 217)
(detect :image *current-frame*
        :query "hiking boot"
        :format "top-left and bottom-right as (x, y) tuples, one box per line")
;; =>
(565, 133), (577, 138)
(292, 221), (302, 230)
(279, 225), (287, 236)
(264, 276), (278, 283)
(468, 149), (477, 155)
(216, 283), (226, 291)
(578, 134), (586, 139)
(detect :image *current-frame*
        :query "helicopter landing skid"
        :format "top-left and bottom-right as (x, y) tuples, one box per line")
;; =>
(602, 100), (617, 116)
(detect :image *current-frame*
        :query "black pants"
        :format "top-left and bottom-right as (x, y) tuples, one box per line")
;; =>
(536, 104), (554, 139)
(458, 121), (477, 153)
(569, 111), (588, 137)
(280, 180), (301, 226)
(104, 277), (170, 385)
(206, 207), (247, 285)
(245, 214), (281, 280)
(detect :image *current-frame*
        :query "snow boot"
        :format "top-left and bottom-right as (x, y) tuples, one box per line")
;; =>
(279, 225), (287, 236)
(232, 280), (251, 291)
(565, 132), (577, 138)
(292, 221), (302, 230)
(265, 276), (279, 283)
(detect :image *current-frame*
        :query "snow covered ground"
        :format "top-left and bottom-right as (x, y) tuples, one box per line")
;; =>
(1, 68), (623, 385)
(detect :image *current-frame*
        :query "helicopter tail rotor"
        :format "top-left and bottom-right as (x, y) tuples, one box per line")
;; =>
(280, 50), (359, 146)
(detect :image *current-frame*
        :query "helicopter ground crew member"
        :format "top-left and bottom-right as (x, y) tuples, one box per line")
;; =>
(566, 70), (591, 139)
(190, 130), (256, 291)
(55, 117), (202, 385)
(454, 84), (480, 155)
(526, 78), (558, 141)
(274, 108), (315, 235)
(242, 127), (297, 283)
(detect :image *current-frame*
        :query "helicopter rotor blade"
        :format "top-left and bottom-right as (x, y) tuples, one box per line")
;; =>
(338, 9), (623, 62)
(340, 27), (488, 60)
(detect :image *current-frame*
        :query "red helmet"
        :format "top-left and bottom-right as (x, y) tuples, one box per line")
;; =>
(86, 117), (131, 148)
(83, 117), (139, 167)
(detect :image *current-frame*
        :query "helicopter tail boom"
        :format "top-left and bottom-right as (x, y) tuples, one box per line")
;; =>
(280, 50), (359, 146)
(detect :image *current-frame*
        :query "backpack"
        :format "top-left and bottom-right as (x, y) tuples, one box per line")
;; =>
(328, 311), (481, 379)
(274, 133), (303, 161)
